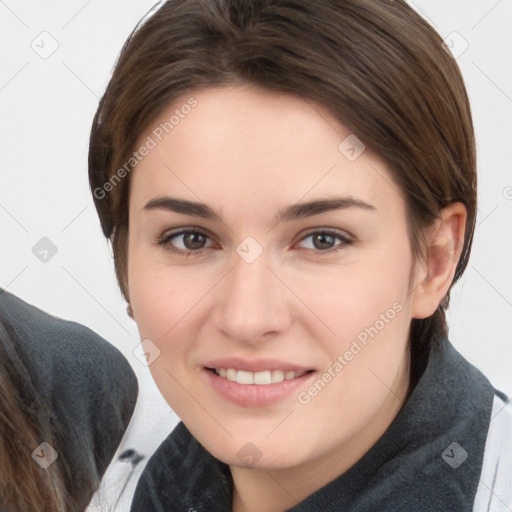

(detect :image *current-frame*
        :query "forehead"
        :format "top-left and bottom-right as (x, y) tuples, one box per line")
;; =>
(130, 84), (404, 218)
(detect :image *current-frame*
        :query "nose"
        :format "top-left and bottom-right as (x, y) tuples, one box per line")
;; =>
(212, 251), (293, 345)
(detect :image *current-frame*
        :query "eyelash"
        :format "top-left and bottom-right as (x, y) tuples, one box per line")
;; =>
(156, 228), (353, 257)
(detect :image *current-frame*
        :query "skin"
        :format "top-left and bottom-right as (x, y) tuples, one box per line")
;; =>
(126, 83), (466, 512)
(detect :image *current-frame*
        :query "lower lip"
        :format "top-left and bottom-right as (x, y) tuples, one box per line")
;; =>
(203, 368), (315, 407)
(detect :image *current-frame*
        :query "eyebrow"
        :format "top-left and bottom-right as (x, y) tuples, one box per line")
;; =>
(143, 196), (376, 223)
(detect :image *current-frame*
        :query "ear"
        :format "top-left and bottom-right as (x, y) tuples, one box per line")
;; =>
(411, 202), (467, 319)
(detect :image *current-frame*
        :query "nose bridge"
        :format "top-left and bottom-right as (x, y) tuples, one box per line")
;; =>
(230, 252), (270, 303)
(212, 248), (290, 342)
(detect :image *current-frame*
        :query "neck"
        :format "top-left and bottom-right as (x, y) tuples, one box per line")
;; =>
(230, 352), (411, 512)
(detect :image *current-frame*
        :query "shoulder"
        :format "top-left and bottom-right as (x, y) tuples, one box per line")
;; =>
(473, 392), (512, 511)
(0, 288), (138, 475)
(0, 288), (137, 402)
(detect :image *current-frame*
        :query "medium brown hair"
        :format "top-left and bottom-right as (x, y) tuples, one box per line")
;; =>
(0, 316), (98, 512)
(89, 0), (476, 371)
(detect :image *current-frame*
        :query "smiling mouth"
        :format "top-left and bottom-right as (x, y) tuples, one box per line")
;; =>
(206, 367), (314, 385)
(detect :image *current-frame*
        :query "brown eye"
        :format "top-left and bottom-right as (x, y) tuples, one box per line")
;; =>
(312, 233), (336, 250)
(182, 232), (207, 250)
(158, 229), (213, 254)
(297, 230), (352, 253)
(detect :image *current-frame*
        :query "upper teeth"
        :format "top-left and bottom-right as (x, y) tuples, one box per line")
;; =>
(215, 368), (307, 385)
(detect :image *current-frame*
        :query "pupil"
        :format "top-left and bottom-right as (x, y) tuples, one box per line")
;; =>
(184, 233), (206, 250)
(313, 233), (334, 250)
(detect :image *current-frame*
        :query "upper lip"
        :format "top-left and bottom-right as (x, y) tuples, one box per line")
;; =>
(204, 357), (313, 373)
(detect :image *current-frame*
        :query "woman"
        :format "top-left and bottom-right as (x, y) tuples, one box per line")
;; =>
(88, 0), (511, 510)
(0, 289), (138, 511)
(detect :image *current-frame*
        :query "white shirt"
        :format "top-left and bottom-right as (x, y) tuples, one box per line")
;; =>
(474, 394), (512, 511)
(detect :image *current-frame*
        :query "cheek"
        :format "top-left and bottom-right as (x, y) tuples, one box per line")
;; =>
(128, 244), (185, 366)
(128, 261), (203, 415)
(296, 239), (412, 397)
(296, 242), (412, 345)
(130, 268), (198, 352)
(128, 239), (194, 335)
(127, 248), (217, 384)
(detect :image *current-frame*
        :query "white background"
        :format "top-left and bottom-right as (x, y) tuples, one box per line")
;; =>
(0, 0), (511, 507)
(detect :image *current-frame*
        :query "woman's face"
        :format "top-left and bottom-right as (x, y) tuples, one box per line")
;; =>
(127, 83), (419, 470)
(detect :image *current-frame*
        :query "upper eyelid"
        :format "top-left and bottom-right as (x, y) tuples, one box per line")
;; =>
(160, 226), (212, 240)
(160, 229), (213, 247)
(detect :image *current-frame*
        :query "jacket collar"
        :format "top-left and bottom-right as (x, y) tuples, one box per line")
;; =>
(131, 336), (495, 511)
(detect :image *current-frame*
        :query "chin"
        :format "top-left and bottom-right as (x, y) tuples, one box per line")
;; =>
(200, 433), (310, 470)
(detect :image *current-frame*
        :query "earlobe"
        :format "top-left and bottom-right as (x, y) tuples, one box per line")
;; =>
(411, 202), (467, 319)
(127, 303), (134, 319)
